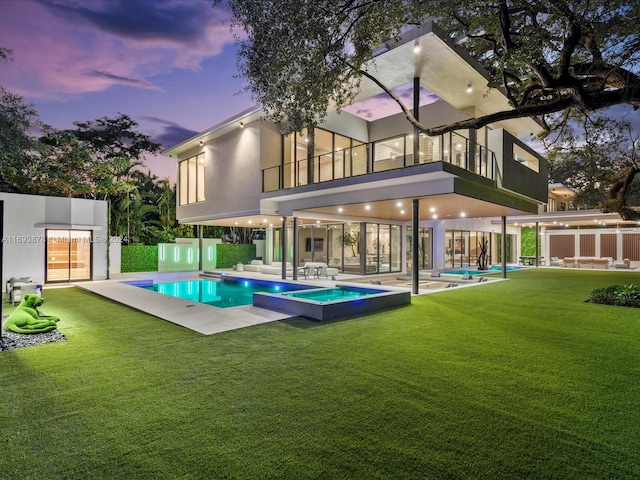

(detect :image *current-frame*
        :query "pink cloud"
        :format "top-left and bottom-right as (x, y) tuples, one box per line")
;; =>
(0, 0), (236, 99)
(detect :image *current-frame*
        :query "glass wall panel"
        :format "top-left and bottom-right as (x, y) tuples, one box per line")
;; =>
(196, 154), (205, 202)
(390, 225), (402, 272)
(327, 225), (343, 271)
(419, 228), (432, 269)
(179, 161), (188, 205)
(373, 136), (405, 171)
(365, 224), (379, 273)
(342, 224), (361, 273)
(187, 158), (196, 204)
(459, 231), (470, 266)
(378, 225), (390, 273)
(445, 230), (454, 268)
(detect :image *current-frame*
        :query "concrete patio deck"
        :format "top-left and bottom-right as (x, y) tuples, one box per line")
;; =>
(75, 269), (498, 335)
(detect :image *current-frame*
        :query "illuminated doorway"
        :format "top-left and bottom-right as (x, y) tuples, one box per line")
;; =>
(46, 230), (92, 282)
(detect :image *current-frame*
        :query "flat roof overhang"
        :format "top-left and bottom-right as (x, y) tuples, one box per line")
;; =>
(186, 164), (540, 227)
(353, 22), (541, 138)
(496, 210), (639, 228)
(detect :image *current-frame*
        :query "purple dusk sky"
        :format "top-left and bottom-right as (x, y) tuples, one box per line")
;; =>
(2, 0), (639, 184)
(0, 0), (254, 182)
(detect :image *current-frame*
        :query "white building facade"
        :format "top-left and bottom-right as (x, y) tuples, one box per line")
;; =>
(166, 22), (549, 284)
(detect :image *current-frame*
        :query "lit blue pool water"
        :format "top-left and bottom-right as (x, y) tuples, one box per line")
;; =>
(137, 278), (309, 308)
(283, 287), (379, 302)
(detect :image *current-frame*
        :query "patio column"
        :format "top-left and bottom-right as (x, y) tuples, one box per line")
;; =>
(501, 216), (507, 278)
(281, 216), (287, 280)
(412, 199), (419, 294)
(413, 77), (420, 165)
(535, 221), (539, 267)
(198, 225), (203, 271)
(292, 217), (299, 280)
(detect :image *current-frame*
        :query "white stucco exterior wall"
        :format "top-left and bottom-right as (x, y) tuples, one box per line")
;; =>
(0, 193), (108, 287)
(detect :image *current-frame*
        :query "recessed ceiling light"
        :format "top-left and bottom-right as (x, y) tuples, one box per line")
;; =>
(432, 214), (438, 220)
(262, 218), (267, 223)
(461, 212), (466, 218)
(466, 84), (473, 94)
(235, 222), (238, 225)
(365, 205), (371, 210)
(338, 207), (343, 213)
(413, 42), (420, 53)
(396, 202), (402, 207)
(248, 220), (252, 224)
(430, 207), (436, 213)
(316, 220), (320, 224)
(400, 210), (405, 215)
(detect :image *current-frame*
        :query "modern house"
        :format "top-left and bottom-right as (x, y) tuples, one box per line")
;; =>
(0, 192), (109, 290)
(165, 21), (551, 286)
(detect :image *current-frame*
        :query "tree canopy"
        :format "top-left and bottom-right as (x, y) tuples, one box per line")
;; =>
(218, 0), (640, 136)
(547, 115), (640, 218)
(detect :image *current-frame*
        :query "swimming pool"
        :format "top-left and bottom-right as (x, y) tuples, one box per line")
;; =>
(130, 277), (310, 308)
(445, 265), (524, 275)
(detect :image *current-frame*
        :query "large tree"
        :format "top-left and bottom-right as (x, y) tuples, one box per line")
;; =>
(546, 115), (640, 216)
(218, 0), (640, 136)
(0, 86), (45, 193)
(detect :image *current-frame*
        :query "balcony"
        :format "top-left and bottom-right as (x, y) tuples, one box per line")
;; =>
(262, 131), (496, 192)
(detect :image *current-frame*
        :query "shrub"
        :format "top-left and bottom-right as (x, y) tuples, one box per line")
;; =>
(215, 244), (256, 268)
(589, 284), (640, 308)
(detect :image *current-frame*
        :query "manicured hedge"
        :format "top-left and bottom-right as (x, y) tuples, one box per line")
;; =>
(121, 245), (158, 273)
(215, 244), (256, 268)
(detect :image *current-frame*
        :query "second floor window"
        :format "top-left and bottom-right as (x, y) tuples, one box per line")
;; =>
(179, 153), (205, 205)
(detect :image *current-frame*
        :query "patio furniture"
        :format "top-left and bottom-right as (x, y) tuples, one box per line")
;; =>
(243, 260), (264, 272)
(5, 277), (43, 306)
(614, 258), (631, 269)
(563, 257), (576, 268)
(550, 257), (563, 267)
(326, 267), (339, 279)
(259, 262), (294, 275)
(577, 258), (592, 268)
(297, 265), (309, 279)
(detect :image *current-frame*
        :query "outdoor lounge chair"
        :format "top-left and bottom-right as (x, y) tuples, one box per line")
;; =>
(243, 260), (264, 272)
(550, 257), (563, 267)
(613, 258), (631, 269)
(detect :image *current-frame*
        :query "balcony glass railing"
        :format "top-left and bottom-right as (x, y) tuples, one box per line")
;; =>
(262, 131), (496, 192)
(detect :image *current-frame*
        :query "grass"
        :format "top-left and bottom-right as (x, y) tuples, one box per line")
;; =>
(1, 269), (639, 479)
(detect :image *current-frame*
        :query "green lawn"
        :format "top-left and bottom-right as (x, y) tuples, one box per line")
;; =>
(1, 269), (639, 479)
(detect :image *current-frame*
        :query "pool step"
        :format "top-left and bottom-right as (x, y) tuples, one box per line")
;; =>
(200, 270), (223, 279)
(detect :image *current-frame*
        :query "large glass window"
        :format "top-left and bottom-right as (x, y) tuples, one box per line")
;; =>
(283, 128), (365, 187)
(46, 230), (92, 282)
(178, 153), (205, 205)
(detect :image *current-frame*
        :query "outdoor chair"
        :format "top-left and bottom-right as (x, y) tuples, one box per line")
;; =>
(614, 258), (631, 269)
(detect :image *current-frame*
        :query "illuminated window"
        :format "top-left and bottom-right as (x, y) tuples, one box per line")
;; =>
(179, 153), (205, 205)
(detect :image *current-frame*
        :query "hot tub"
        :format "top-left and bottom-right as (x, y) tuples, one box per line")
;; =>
(253, 284), (411, 321)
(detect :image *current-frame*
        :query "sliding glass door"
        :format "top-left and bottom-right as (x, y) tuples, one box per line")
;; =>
(46, 230), (92, 282)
